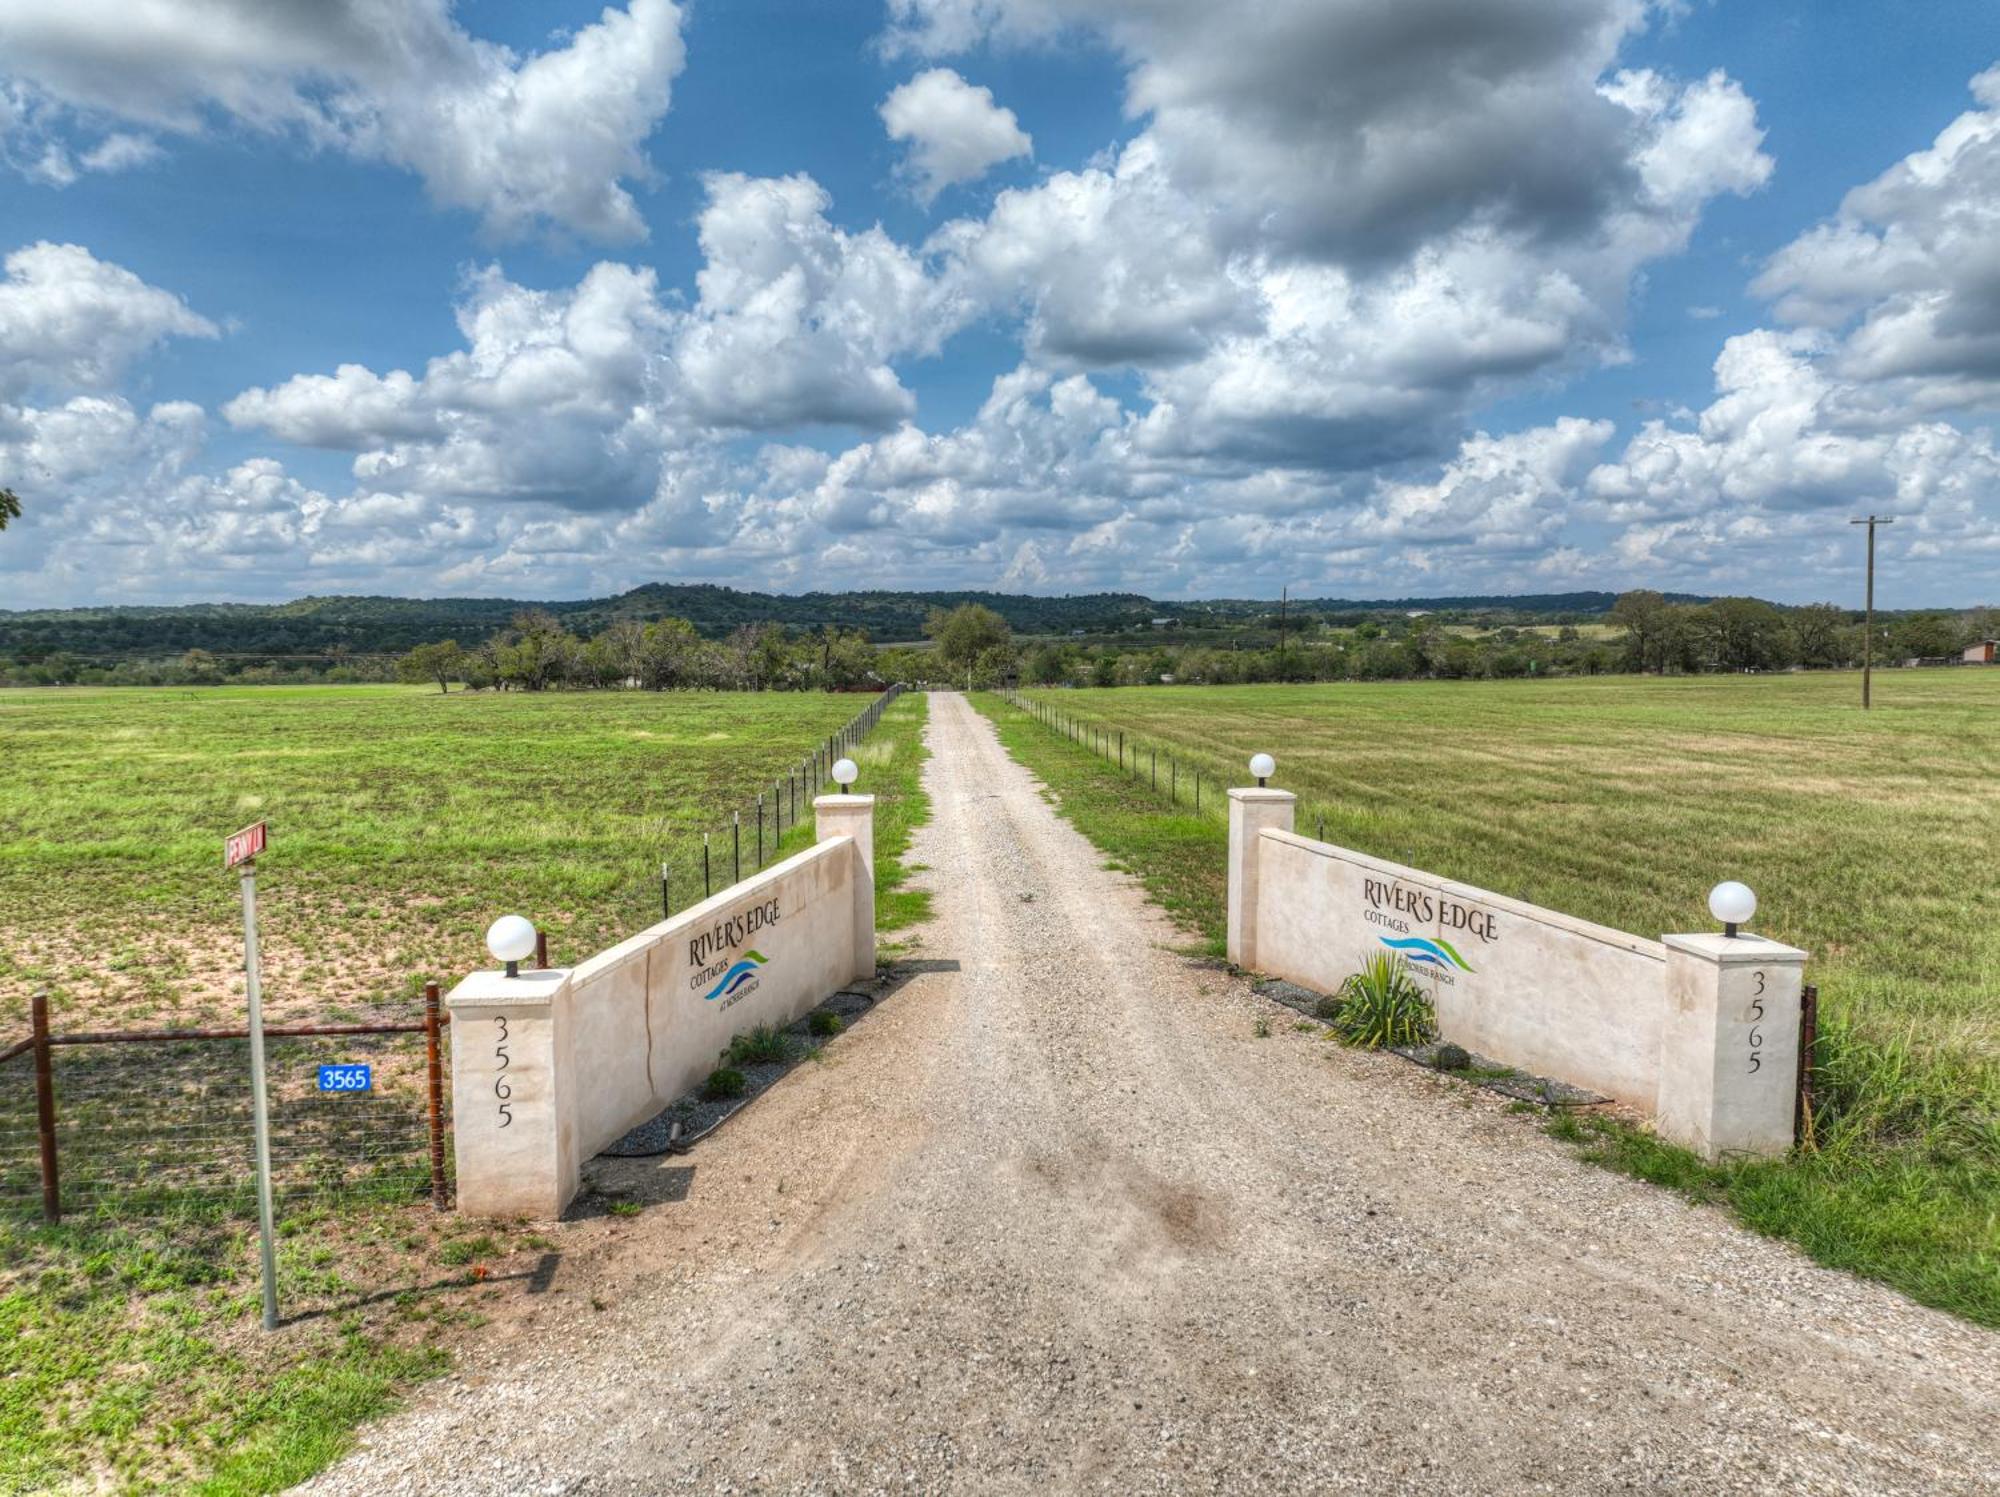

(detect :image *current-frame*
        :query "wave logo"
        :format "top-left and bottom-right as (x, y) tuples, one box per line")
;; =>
(1378, 936), (1476, 973)
(703, 950), (769, 1001)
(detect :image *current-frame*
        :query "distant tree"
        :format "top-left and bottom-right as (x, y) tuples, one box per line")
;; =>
(494, 611), (571, 691)
(817, 627), (878, 690)
(180, 648), (221, 685)
(0, 487), (19, 530)
(1700, 598), (1790, 672)
(1893, 612), (1964, 661)
(396, 640), (464, 693)
(1025, 643), (1071, 686)
(727, 623), (792, 691)
(639, 617), (702, 689)
(1787, 603), (1848, 669)
(596, 619), (648, 685)
(1609, 590), (1671, 672)
(925, 603), (1013, 676)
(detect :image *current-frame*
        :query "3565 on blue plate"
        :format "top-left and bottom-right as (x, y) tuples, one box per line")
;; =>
(317, 1064), (372, 1092)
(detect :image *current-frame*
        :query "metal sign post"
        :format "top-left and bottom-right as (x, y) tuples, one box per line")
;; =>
(227, 822), (279, 1331)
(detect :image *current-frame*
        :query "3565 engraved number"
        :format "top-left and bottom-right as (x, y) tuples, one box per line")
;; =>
(1747, 971), (1766, 1075)
(494, 1015), (513, 1126)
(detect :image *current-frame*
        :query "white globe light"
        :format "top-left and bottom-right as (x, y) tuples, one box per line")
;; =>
(1707, 881), (1757, 928)
(832, 757), (859, 787)
(485, 914), (537, 966)
(1249, 752), (1276, 781)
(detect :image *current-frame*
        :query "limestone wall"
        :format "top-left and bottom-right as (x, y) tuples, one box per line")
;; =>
(1253, 830), (1667, 1109)
(448, 797), (873, 1218)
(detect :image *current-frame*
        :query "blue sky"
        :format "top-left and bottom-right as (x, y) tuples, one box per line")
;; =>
(0, 0), (1996, 608)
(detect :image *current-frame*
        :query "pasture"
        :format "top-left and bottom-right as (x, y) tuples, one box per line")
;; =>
(992, 670), (2000, 1324)
(0, 685), (873, 1034)
(0, 685), (929, 1494)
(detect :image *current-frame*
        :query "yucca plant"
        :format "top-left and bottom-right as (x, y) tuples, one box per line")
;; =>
(1330, 953), (1435, 1049)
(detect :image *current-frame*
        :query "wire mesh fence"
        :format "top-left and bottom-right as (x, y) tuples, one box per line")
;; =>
(666, 682), (907, 914)
(1000, 689), (1238, 821)
(0, 1012), (445, 1224)
(2, 686), (905, 1230)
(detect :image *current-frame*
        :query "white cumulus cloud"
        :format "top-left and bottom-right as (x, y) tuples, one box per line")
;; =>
(0, 0), (687, 241)
(881, 68), (1032, 203)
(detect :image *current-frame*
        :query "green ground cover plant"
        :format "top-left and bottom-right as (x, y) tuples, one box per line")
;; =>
(974, 672), (2000, 1328)
(0, 685), (930, 1492)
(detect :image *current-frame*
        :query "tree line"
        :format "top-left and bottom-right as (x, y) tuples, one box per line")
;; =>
(1, 593), (1991, 690)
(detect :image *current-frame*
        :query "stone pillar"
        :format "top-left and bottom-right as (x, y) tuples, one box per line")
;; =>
(1226, 787), (1296, 971)
(446, 967), (576, 1218)
(815, 793), (875, 983)
(1657, 933), (1809, 1160)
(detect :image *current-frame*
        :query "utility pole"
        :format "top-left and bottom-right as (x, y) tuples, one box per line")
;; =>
(1850, 515), (1894, 710)
(1278, 585), (1288, 674)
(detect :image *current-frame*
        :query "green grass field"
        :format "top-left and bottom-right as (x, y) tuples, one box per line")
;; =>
(0, 686), (930, 1494)
(0, 685), (884, 1034)
(981, 671), (1999, 1326)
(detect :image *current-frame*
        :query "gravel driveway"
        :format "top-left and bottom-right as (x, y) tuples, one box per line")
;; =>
(308, 692), (2000, 1494)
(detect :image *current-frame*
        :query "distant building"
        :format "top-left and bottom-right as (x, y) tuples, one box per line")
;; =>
(1966, 640), (1997, 664)
(1150, 617), (1176, 629)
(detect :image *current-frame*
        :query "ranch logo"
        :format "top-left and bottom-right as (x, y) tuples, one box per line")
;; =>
(1376, 935), (1476, 973)
(702, 950), (768, 1001)
(1361, 876), (1496, 987)
(689, 897), (780, 1011)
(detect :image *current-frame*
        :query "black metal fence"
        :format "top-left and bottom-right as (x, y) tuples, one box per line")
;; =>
(671, 682), (907, 912)
(1000, 689), (1232, 819)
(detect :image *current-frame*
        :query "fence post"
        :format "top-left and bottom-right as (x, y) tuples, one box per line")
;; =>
(31, 990), (58, 1225)
(1795, 982), (1820, 1147)
(661, 862), (671, 920)
(423, 981), (447, 1211)
(757, 795), (764, 868)
(703, 833), (711, 899)
(733, 811), (741, 884)
(535, 930), (549, 970)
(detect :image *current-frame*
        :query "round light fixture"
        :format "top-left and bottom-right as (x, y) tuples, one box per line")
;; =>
(1249, 752), (1276, 786)
(486, 913), (537, 976)
(1707, 881), (1756, 938)
(832, 757), (859, 788)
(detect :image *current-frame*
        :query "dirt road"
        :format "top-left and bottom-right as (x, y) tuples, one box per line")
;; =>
(311, 692), (2000, 1494)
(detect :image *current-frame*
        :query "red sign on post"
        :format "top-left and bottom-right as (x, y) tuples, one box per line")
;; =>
(224, 821), (267, 870)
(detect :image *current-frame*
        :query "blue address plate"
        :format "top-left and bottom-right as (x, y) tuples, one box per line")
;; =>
(318, 1064), (372, 1092)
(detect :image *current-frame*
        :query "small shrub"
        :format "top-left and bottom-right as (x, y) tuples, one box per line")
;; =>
(702, 1067), (747, 1101)
(726, 1025), (790, 1066)
(1252, 1017), (1271, 1038)
(608, 1201), (641, 1218)
(1312, 994), (1342, 1022)
(1433, 1041), (1472, 1071)
(808, 1011), (843, 1037)
(1329, 954), (1434, 1049)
